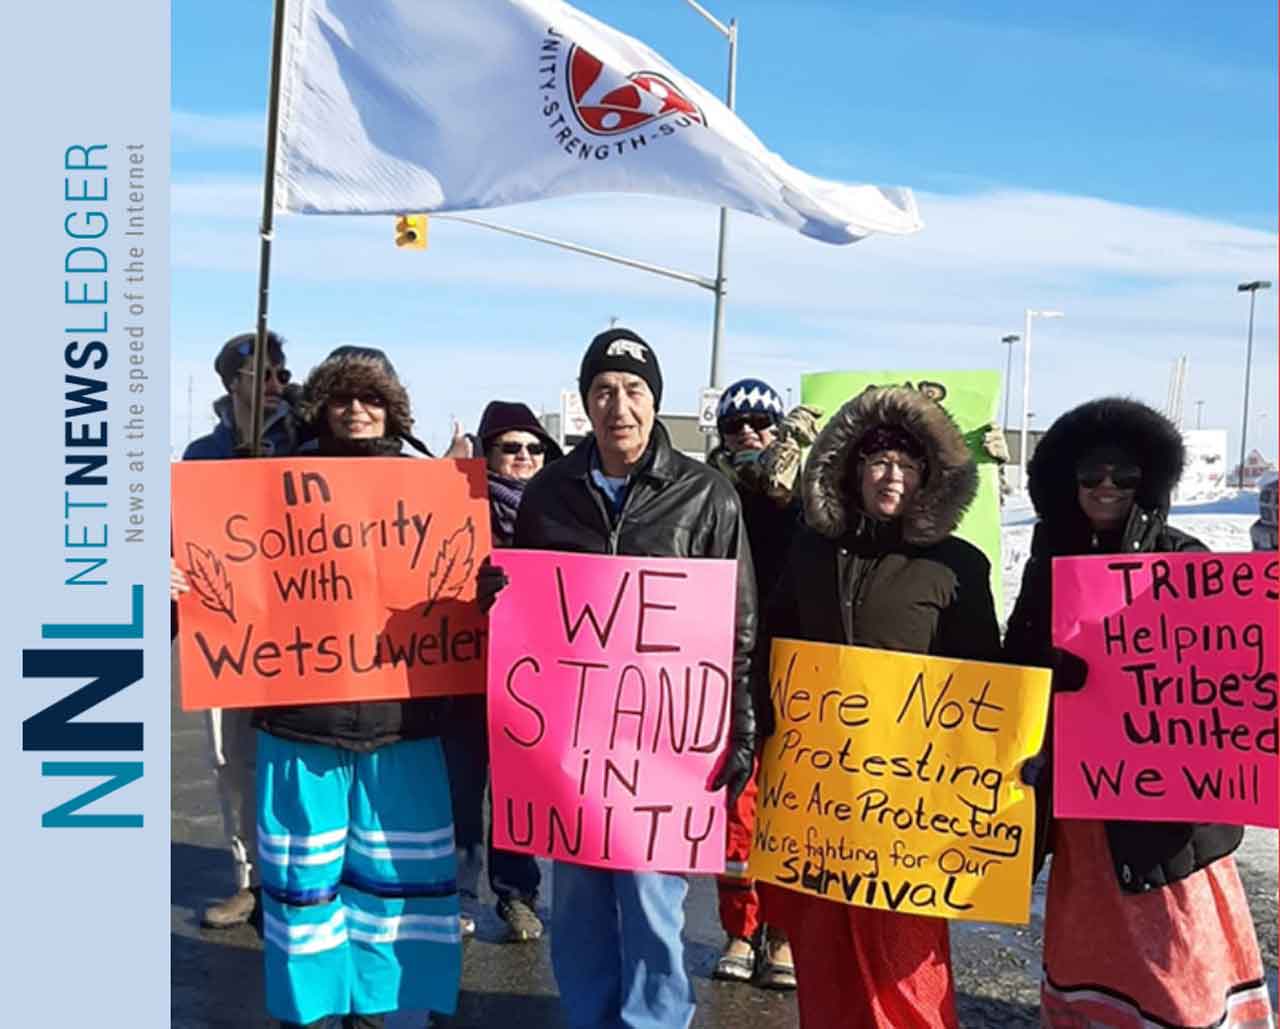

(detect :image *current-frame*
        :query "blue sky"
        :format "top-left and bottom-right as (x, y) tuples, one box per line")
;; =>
(171, 0), (1278, 463)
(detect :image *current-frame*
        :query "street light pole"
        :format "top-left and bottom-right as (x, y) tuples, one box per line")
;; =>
(683, 0), (737, 393)
(1195, 400), (1204, 430)
(1000, 333), (1020, 439)
(1236, 280), (1272, 489)
(1019, 309), (1063, 491)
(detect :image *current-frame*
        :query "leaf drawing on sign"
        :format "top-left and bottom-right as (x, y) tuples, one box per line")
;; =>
(185, 541), (237, 624)
(422, 517), (476, 619)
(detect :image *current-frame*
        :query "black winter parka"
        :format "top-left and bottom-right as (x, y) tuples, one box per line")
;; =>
(755, 387), (1002, 735)
(1002, 396), (1243, 893)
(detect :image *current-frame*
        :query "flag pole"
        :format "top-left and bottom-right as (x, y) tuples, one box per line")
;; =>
(245, 0), (289, 457)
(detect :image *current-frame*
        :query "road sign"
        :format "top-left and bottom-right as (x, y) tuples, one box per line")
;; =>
(560, 389), (593, 444)
(698, 387), (724, 433)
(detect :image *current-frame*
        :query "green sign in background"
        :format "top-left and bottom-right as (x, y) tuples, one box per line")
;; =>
(801, 370), (1003, 612)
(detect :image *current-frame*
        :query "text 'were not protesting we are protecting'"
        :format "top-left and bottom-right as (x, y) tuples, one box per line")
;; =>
(751, 640), (1051, 925)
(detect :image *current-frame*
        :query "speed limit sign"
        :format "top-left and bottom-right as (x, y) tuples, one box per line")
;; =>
(698, 387), (724, 433)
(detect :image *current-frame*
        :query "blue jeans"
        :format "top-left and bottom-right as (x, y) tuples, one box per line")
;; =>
(443, 703), (541, 904)
(551, 863), (694, 1029)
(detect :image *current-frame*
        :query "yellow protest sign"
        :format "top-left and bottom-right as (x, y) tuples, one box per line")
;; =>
(751, 639), (1051, 924)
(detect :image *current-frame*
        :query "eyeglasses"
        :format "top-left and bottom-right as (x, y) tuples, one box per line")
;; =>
(867, 457), (923, 477)
(1077, 464), (1141, 490)
(496, 441), (546, 456)
(329, 391), (386, 409)
(722, 414), (775, 435)
(238, 366), (291, 385)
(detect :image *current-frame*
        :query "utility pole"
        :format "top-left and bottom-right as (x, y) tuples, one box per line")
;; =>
(1236, 280), (1272, 488)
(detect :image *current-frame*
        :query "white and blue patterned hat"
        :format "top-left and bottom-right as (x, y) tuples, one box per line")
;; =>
(716, 378), (785, 430)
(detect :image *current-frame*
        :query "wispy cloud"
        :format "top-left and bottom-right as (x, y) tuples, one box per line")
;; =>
(170, 178), (1278, 460)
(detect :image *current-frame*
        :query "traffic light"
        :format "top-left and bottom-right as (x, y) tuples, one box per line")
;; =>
(394, 214), (428, 249)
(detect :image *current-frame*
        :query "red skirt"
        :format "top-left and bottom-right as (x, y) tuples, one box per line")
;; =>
(1042, 820), (1272, 1028)
(764, 884), (957, 1029)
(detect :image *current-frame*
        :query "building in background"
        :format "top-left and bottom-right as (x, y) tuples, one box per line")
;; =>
(1232, 449), (1278, 490)
(1173, 429), (1229, 505)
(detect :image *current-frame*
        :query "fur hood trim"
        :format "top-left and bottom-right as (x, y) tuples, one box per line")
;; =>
(298, 352), (414, 441)
(803, 386), (977, 544)
(1028, 397), (1184, 524)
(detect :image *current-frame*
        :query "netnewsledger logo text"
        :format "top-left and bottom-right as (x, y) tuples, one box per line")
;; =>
(20, 143), (148, 829)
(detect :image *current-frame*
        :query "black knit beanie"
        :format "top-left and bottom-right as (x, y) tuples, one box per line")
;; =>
(577, 328), (663, 410)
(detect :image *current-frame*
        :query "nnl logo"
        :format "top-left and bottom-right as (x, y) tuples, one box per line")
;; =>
(21, 586), (145, 827)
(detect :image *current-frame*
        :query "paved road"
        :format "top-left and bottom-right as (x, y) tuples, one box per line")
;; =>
(172, 676), (1277, 1028)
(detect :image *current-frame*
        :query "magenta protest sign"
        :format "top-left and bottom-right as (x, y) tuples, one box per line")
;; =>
(488, 549), (739, 873)
(1053, 552), (1278, 827)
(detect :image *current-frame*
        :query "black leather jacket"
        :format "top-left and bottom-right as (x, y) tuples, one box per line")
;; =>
(513, 423), (759, 750)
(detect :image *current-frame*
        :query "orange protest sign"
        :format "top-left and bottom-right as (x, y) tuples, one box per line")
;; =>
(172, 457), (492, 711)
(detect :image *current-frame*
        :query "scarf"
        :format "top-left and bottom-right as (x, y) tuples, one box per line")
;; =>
(487, 472), (526, 546)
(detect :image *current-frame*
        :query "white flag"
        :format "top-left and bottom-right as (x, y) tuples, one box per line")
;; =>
(274, 0), (923, 244)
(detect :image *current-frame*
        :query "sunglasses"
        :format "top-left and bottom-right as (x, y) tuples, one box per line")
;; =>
(722, 414), (775, 435)
(496, 441), (546, 456)
(238, 365), (291, 384)
(1077, 464), (1141, 490)
(329, 391), (386, 409)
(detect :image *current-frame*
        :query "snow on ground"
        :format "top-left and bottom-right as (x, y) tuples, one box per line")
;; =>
(999, 497), (1257, 623)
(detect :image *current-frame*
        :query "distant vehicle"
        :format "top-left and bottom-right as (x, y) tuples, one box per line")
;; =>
(1252, 472), (1278, 551)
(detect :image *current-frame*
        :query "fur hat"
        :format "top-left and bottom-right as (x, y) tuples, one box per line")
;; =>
(578, 328), (663, 410)
(1028, 397), (1185, 523)
(298, 346), (414, 443)
(803, 386), (977, 545)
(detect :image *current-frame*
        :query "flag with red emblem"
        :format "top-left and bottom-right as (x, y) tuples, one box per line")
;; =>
(273, 0), (922, 244)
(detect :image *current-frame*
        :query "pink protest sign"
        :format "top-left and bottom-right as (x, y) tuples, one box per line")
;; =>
(488, 549), (739, 873)
(1053, 552), (1278, 827)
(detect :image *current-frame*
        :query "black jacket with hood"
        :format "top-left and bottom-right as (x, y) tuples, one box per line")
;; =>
(513, 420), (759, 751)
(1003, 396), (1241, 892)
(253, 349), (449, 750)
(755, 387), (1002, 736)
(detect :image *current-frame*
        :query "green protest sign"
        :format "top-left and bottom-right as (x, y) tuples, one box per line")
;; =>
(801, 370), (1003, 611)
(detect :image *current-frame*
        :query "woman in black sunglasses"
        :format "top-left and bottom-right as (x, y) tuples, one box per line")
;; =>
(251, 346), (457, 1029)
(440, 401), (563, 945)
(1004, 397), (1269, 1028)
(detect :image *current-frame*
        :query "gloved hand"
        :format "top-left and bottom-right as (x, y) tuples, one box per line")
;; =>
(777, 404), (823, 448)
(711, 685), (758, 803)
(476, 561), (509, 614)
(711, 737), (755, 805)
(1019, 752), (1047, 787)
(756, 404), (823, 504)
(1051, 647), (1089, 692)
(982, 424), (1010, 464)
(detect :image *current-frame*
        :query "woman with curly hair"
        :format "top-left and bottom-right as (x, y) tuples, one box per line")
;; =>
(254, 346), (461, 1029)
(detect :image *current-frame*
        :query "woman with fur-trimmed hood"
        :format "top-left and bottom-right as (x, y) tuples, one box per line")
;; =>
(253, 347), (462, 1029)
(755, 386), (1000, 1029)
(1003, 397), (1271, 1029)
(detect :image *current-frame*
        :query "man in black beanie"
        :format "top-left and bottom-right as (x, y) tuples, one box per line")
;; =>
(483, 325), (759, 1029)
(574, 327), (664, 476)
